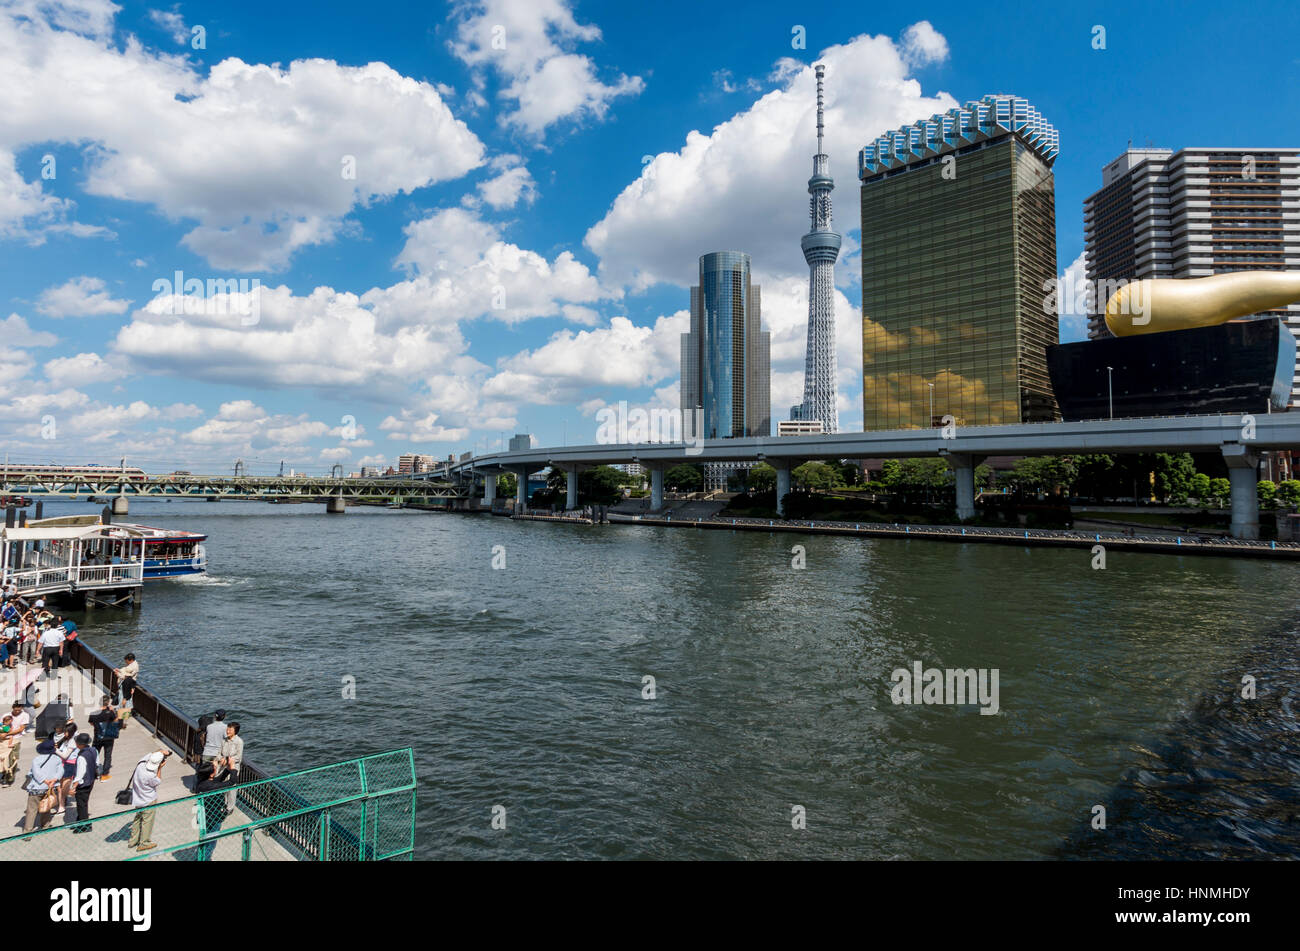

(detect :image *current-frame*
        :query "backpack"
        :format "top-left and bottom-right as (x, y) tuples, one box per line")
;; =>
(100, 717), (120, 740)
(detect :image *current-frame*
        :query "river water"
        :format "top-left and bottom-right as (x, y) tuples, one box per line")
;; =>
(57, 499), (1300, 859)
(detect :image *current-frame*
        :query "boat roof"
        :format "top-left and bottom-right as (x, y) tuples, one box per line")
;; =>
(0, 524), (148, 541)
(23, 515), (204, 540)
(115, 522), (206, 540)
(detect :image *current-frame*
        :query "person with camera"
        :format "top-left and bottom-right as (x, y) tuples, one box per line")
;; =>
(88, 696), (119, 779)
(126, 748), (171, 853)
(22, 739), (62, 834)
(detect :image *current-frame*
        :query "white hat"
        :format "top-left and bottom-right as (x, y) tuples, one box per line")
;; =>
(144, 752), (164, 772)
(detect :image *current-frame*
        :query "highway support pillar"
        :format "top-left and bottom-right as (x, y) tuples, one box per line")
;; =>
(566, 466), (580, 512)
(650, 465), (664, 513)
(941, 452), (981, 523)
(484, 473), (496, 508)
(514, 467), (529, 514)
(326, 494), (346, 514)
(1222, 444), (1260, 540)
(774, 462), (791, 516)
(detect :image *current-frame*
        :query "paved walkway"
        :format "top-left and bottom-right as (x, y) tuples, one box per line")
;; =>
(0, 662), (293, 860)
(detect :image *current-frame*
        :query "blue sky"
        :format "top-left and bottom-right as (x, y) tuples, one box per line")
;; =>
(2, 0), (1297, 473)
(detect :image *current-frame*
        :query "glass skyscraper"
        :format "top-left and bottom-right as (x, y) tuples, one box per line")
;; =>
(681, 251), (771, 439)
(858, 94), (1060, 430)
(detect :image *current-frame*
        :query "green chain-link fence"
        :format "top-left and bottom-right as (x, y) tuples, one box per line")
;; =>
(0, 748), (416, 861)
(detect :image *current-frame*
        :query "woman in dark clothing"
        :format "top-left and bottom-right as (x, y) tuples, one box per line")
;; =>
(194, 762), (236, 860)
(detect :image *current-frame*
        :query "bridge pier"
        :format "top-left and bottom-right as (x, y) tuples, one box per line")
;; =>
(326, 495), (346, 515)
(649, 466), (664, 512)
(1222, 444), (1260, 540)
(941, 452), (982, 522)
(514, 467), (529, 514)
(484, 473), (496, 508)
(774, 463), (790, 516)
(566, 466), (580, 512)
(111, 496), (129, 516)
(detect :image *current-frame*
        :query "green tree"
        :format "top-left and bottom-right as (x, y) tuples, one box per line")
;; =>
(664, 463), (703, 492)
(1276, 479), (1300, 509)
(900, 458), (952, 488)
(1190, 472), (1212, 506)
(1209, 477), (1231, 507)
(792, 461), (837, 490)
(496, 473), (516, 497)
(748, 462), (777, 493)
(579, 465), (626, 505)
(1153, 452), (1196, 504)
(879, 459), (903, 487)
(1257, 479), (1277, 508)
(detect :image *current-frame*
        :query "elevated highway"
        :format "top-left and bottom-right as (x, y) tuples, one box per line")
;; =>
(427, 413), (1300, 539)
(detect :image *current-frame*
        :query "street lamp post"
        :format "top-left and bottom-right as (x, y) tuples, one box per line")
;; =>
(927, 382), (935, 428)
(1106, 366), (1114, 420)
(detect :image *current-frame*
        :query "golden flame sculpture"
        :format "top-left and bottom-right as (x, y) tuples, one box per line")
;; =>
(1104, 271), (1300, 337)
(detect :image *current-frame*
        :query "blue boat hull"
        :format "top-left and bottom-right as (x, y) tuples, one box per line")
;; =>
(143, 558), (205, 579)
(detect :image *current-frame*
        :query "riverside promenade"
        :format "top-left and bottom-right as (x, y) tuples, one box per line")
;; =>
(0, 639), (417, 861)
(602, 512), (1300, 560)
(0, 662), (295, 861)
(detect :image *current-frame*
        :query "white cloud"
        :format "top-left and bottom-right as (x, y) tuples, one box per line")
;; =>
(900, 21), (949, 67)
(0, 149), (110, 242)
(43, 351), (127, 386)
(36, 275), (130, 317)
(1057, 251), (1089, 343)
(147, 8), (187, 45)
(448, 0), (644, 136)
(0, 313), (58, 347)
(395, 206), (610, 324)
(0, 4), (486, 268)
(483, 310), (687, 405)
(476, 156), (537, 209)
(376, 410), (470, 445)
(585, 29), (958, 291)
(112, 282), (469, 398)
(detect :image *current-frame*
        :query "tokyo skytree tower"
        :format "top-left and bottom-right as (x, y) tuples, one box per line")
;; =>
(796, 63), (840, 433)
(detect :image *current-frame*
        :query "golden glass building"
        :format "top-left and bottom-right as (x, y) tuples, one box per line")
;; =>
(858, 94), (1060, 430)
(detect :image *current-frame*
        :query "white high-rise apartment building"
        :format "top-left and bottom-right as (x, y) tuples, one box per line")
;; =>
(1084, 147), (1300, 403)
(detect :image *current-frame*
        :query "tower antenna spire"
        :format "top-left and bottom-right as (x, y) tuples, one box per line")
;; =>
(815, 63), (825, 155)
(793, 61), (840, 435)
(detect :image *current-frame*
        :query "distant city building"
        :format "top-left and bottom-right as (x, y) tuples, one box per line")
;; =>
(792, 64), (841, 434)
(778, 419), (826, 436)
(681, 251), (771, 440)
(858, 94), (1060, 431)
(1083, 147), (1300, 404)
(397, 453), (434, 474)
(508, 434), (536, 451)
(359, 465), (382, 478)
(619, 463), (645, 478)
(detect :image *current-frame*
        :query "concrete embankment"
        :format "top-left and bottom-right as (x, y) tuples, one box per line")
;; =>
(602, 513), (1300, 560)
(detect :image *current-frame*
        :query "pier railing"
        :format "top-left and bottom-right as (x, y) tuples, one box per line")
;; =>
(4, 562), (143, 596)
(0, 748), (417, 861)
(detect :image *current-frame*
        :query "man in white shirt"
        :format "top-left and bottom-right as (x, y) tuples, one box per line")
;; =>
(218, 723), (243, 812)
(128, 749), (169, 852)
(4, 702), (29, 787)
(38, 625), (65, 676)
(114, 653), (139, 716)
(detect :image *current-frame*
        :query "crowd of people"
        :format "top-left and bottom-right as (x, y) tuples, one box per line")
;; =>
(2, 588), (247, 854)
